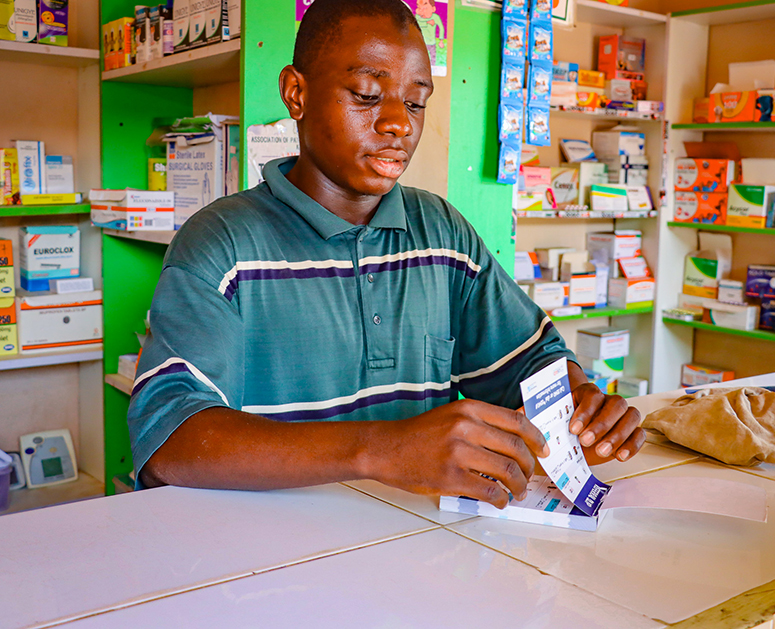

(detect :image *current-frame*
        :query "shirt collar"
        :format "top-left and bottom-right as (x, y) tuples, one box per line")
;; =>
(262, 157), (407, 240)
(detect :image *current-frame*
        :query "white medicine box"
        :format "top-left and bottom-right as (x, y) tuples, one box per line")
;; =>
(16, 291), (103, 352)
(18, 226), (80, 292)
(576, 326), (630, 360)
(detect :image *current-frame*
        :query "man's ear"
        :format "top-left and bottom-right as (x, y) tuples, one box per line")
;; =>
(279, 65), (306, 122)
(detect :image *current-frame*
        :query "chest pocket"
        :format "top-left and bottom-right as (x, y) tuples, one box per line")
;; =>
(424, 334), (455, 411)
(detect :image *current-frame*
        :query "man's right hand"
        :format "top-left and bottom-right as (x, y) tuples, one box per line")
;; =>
(361, 399), (550, 509)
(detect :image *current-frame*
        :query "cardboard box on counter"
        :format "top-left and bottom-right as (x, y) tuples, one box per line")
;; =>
(681, 363), (735, 388)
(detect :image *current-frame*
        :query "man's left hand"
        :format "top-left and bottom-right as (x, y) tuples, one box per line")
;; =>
(567, 366), (646, 466)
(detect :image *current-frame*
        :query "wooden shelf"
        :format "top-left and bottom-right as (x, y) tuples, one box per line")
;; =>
(0, 204), (90, 218)
(0, 346), (103, 371)
(0, 41), (99, 67)
(102, 39), (240, 88)
(103, 229), (176, 245)
(663, 318), (775, 342)
(105, 373), (133, 395)
(576, 0), (667, 28)
(672, 0), (775, 26)
(672, 122), (775, 132)
(552, 305), (654, 322)
(668, 221), (774, 235)
(551, 105), (662, 122)
(2, 471), (104, 515)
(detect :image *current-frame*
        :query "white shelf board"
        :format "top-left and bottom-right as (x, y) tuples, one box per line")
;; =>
(105, 373), (133, 395)
(672, 1), (775, 26)
(102, 39), (240, 88)
(103, 229), (176, 245)
(0, 40), (99, 67)
(576, 0), (667, 27)
(2, 471), (104, 515)
(550, 105), (662, 122)
(0, 346), (103, 371)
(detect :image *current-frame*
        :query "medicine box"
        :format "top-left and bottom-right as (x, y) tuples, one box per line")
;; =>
(561, 265), (597, 307)
(590, 184), (628, 212)
(760, 299), (775, 330)
(681, 363), (734, 388)
(553, 61), (579, 83)
(710, 91), (760, 123)
(204, 0), (228, 44)
(678, 292), (707, 315)
(717, 279), (745, 304)
(613, 155), (648, 186)
(592, 130), (645, 158)
(535, 247), (575, 271)
(149, 5), (164, 60)
(188, 0), (206, 47)
(15, 141), (45, 196)
(2, 0), (37, 42)
(166, 133), (224, 227)
(550, 167), (580, 208)
(16, 290), (103, 352)
(1, 148), (20, 205)
(227, 0), (239, 37)
(90, 189), (175, 231)
(617, 376), (649, 398)
(0, 239), (15, 297)
(746, 265), (775, 299)
(527, 281), (566, 310)
(44, 156), (74, 195)
(576, 90), (604, 109)
(578, 69), (606, 89)
(684, 256), (726, 299)
(578, 355), (624, 379)
(726, 184), (775, 229)
(598, 35), (645, 80)
(514, 251), (541, 282)
(0, 297), (18, 356)
(19, 226), (80, 292)
(702, 301), (759, 331)
(576, 326), (630, 360)
(38, 0), (68, 45)
(674, 159), (735, 193)
(608, 277), (655, 309)
(587, 230), (642, 262)
(173, 0), (189, 51)
(673, 191), (727, 224)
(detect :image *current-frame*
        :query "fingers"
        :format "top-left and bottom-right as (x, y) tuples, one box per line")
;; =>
(464, 438), (534, 500)
(465, 401), (549, 458)
(569, 383), (606, 436)
(614, 425), (647, 462)
(583, 404), (641, 460)
(477, 423), (536, 481)
(459, 469), (512, 509)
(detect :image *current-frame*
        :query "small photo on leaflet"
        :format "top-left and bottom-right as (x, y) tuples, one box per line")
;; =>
(502, 18), (527, 59)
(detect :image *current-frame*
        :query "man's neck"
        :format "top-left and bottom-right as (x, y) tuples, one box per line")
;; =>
(285, 157), (381, 226)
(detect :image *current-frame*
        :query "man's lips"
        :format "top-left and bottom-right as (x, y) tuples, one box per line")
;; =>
(365, 154), (408, 179)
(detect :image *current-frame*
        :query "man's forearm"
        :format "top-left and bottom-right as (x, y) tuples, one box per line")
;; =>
(140, 406), (378, 490)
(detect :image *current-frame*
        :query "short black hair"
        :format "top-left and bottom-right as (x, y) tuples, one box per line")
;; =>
(293, 0), (421, 74)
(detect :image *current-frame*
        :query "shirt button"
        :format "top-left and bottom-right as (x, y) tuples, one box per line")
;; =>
(372, 314), (381, 325)
(367, 273), (374, 283)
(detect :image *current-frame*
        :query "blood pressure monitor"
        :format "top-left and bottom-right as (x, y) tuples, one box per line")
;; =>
(20, 429), (78, 488)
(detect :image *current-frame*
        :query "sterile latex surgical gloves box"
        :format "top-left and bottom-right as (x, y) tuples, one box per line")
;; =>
(90, 189), (175, 231)
(726, 184), (775, 229)
(16, 290), (102, 353)
(19, 226), (80, 292)
(576, 326), (630, 360)
(166, 135), (224, 228)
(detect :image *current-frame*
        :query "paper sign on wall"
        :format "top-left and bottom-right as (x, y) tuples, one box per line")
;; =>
(246, 119), (300, 189)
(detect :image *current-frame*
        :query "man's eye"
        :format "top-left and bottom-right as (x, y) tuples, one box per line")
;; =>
(354, 92), (379, 102)
(406, 101), (426, 112)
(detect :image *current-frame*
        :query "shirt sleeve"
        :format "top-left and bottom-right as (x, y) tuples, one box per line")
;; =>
(127, 213), (246, 488)
(454, 223), (577, 409)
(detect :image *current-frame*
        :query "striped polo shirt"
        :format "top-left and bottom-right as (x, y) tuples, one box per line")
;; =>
(128, 157), (575, 484)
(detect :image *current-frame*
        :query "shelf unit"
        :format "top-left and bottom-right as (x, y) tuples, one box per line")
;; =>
(1, 7), (105, 505)
(551, 105), (663, 122)
(667, 222), (775, 235)
(662, 318), (775, 343)
(552, 305), (654, 323)
(105, 373), (133, 396)
(3, 472), (104, 515)
(654, 0), (775, 390)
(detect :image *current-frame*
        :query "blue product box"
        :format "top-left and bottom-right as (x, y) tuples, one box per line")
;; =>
(499, 102), (524, 143)
(19, 225), (80, 292)
(761, 299), (775, 330)
(530, 0), (553, 22)
(553, 61), (579, 83)
(526, 106), (551, 146)
(502, 18), (527, 59)
(746, 265), (775, 299)
(498, 143), (522, 185)
(502, 0), (528, 19)
(528, 62), (552, 105)
(529, 21), (553, 63)
(501, 61), (525, 102)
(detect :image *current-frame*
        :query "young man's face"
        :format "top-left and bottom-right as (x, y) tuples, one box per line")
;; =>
(292, 16), (433, 199)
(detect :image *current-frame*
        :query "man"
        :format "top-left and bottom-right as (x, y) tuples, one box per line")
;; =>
(128, 0), (644, 508)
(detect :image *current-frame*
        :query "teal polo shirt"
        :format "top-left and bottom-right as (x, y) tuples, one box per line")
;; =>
(128, 157), (575, 485)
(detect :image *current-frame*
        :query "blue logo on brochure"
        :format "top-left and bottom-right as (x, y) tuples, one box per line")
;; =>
(557, 473), (569, 489)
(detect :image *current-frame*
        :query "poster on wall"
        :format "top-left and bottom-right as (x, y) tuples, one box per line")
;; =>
(246, 119), (300, 189)
(296, 0), (449, 77)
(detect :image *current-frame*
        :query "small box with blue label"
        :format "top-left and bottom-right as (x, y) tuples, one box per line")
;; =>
(18, 226), (80, 292)
(0, 298), (17, 356)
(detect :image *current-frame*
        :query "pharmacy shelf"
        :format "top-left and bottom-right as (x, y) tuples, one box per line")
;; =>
(103, 229), (176, 245)
(672, 122), (775, 132)
(105, 373), (133, 396)
(576, 0), (667, 27)
(552, 305), (654, 322)
(0, 40), (99, 68)
(0, 204), (90, 218)
(517, 210), (658, 219)
(102, 39), (241, 88)
(0, 346), (103, 372)
(667, 221), (774, 235)
(2, 471), (104, 515)
(672, 0), (775, 26)
(662, 318), (775, 342)
(550, 105), (663, 122)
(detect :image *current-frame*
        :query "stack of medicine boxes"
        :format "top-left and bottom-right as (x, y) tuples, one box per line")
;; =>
(576, 326), (629, 395)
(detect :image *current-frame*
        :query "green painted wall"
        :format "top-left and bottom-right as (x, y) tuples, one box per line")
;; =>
(448, 1), (514, 275)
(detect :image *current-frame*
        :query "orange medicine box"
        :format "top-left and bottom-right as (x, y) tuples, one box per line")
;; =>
(709, 91), (760, 123)
(674, 158), (736, 193)
(0, 297), (17, 355)
(0, 239), (14, 297)
(674, 191), (727, 224)
(578, 69), (606, 89)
